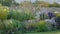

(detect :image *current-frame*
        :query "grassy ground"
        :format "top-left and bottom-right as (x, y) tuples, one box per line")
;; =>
(25, 30), (60, 34)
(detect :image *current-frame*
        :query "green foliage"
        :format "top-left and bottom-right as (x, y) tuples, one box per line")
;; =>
(56, 13), (60, 17)
(31, 20), (52, 32)
(52, 2), (59, 7)
(0, 19), (23, 34)
(0, 0), (15, 6)
(23, 20), (52, 32)
(35, 21), (48, 32)
(48, 2), (60, 7)
(7, 10), (34, 21)
(55, 13), (60, 29)
(34, 1), (60, 7)
(0, 5), (9, 20)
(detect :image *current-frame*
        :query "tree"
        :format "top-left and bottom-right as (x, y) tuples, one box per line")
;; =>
(53, 2), (59, 7)
(33, 1), (50, 7)
(0, 0), (15, 6)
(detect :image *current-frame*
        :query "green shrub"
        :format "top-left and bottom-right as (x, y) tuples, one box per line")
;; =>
(35, 21), (48, 32)
(55, 13), (60, 29)
(56, 13), (60, 17)
(7, 10), (34, 21)
(0, 4), (9, 20)
(23, 20), (36, 32)
(0, 19), (23, 34)
(23, 20), (52, 32)
(30, 20), (52, 32)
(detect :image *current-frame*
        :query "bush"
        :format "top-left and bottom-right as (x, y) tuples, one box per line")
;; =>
(0, 19), (23, 34)
(0, 4), (9, 20)
(7, 10), (34, 21)
(55, 13), (60, 24)
(55, 13), (60, 29)
(22, 20), (36, 32)
(24, 20), (52, 32)
(56, 13), (60, 17)
(34, 20), (51, 32)
(45, 19), (57, 31)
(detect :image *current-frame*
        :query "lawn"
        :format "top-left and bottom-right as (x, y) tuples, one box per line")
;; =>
(25, 30), (60, 34)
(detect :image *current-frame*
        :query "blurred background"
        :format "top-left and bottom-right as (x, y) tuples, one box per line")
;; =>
(0, 0), (60, 34)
